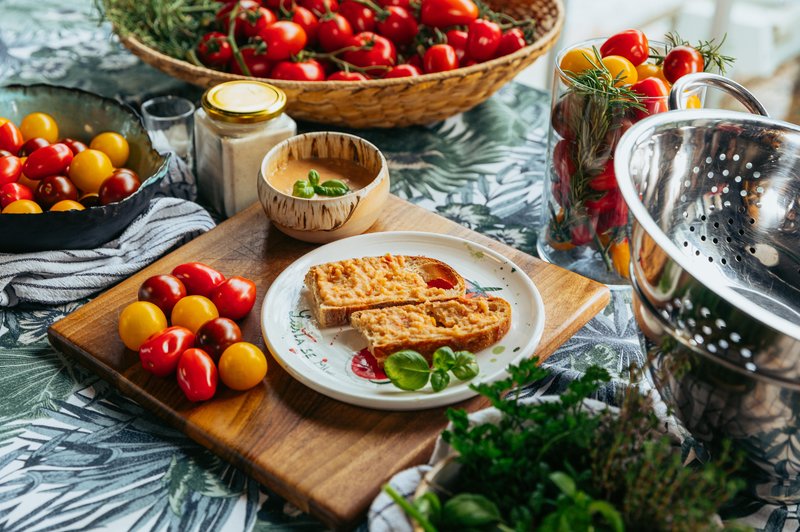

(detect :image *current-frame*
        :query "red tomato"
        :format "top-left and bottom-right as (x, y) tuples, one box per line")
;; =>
(177, 348), (218, 402)
(0, 122), (23, 155)
(271, 59), (326, 80)
(343, 32), (397, 74)
(243, 7), (277, 39)
(339, 1), (376, 33)
(231, 47), (273, 77)
(18, 137), (50, 157)
(0, 149), (12, 158)
(445, 29), (468, 63)
(571, 223), (594, 246)
(377, 6), (419, 47)
(197, 32), (233, 68)
(292, 6), (320, 45)
(139, 326), (196, 377)
(420, 0), (478, 28)
(171, 263), (225, 297)
(496, 28), (526, 58)
(384, 64), (422, 78)
(297, 0), (338, 17)
(21, 143), (73, 180)
(35, 175), (78, 208)
(327, 70), (369, 81)
(585, 189), (618, 214)
(630, 76), (669, 120)
(0, 182), (33, 208)
(467, 19), (502, 62)
(377, 0), (409, 6)
(59, 138), (88, 155)
(552, 139), (574, 206)
(196, 317), (243, 361)
(600, 29), (649, 66)
(216, 0), (261, 36)
(0, 155), (21, 186)
(662, 45), (704, 84)
(138, 274), (187, 315)
(98, 171), (141, 205)
(211, 276), (257, 320)
(551, 92), (578, 141)
(588, 159), (617, 191)
(260, 21), (307, 61)
(596, 188), (628, 232)
(317, 14), (354, 52)
(264, 0), (294, 8)
(423, 44), (458, 73)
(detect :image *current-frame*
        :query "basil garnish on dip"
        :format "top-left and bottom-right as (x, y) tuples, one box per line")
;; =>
(292, 169), (350, 198)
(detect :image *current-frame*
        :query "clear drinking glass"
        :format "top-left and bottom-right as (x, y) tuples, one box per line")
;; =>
(141, 96), (196, 168)
(536, 38), (702, 286)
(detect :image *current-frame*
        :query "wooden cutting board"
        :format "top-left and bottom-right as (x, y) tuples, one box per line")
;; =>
(48, 196), (610, 530)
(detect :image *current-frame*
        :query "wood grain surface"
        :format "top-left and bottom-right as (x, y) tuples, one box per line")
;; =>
(48, 195), (609, 530)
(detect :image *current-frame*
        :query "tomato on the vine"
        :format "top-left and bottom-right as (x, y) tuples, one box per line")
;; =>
(466, 19), (502, 62)
(139, 326), (196, 377)
(662, 45), (704, 84)
(231, 47), (273, 77)
(600, 29), (649, 66)
(292, 6), (320, 45)
(376, 6), (418, 48)
(339, 1), (376, 33)
(496, 28), (526, 58)
(35, 175), (78, 209)
(445, 30), (468, 64)
(327, 70), (369, 80)
(22, 143), (73, 180)
(244, 7), (278, 39)
(630, 76), (669, 120)
(0, 121), (23, 155)
(420, 0), (479, 28)
(197, 32), (234, 68)
(297, 0), (339, 17)
(271, 59), (327, 80)
(383, 63), (422, 78)
(317, 14), (354, 52)
(0, 182), (33, 208)
(216, 0), (260, 36)
(177, 348), (218, 402)
(260, 21), (308, 61)
(342, 32), (397, 74)
(0, 155), (21, 186)
(377, 0), (409, 6)
(423, 44), (458, 73)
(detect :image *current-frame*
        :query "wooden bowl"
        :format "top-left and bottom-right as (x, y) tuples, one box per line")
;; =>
(257, 132), (389, 243)
(114, 0), (564, 128)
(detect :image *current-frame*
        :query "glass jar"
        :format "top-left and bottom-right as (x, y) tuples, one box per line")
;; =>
(536, 38), (702, 286)
(195, 81), (297, 218)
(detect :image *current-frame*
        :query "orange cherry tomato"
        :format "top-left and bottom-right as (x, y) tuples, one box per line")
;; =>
(219, 342), (268, 391)
(118, 301), (168, 351)
(635, 63), (670, 86)
(610, 239), (631, 279)
(2, 199), (42, 214)
(20, 112), (59, 143)
(601, 55), (638, 87)
(171, 295), (219, 334)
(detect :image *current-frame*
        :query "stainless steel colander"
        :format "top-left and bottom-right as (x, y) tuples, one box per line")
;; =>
(615, 73), (800, 502)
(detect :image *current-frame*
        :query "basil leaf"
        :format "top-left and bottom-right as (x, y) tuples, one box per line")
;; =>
(292, 180), (315, 199)
(307, 169), (320, 187)
(451, 351), (479, 381)
(432, 346), (456, 371)
(413, 492), (441, 523)
(430, 369), (450, 392)
(441, 493), (501, 527)
(384, 350), (430, 391)
(314, 179), (350, 197)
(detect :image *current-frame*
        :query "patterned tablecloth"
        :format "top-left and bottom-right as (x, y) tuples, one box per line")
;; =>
(0, 1), (788, 531)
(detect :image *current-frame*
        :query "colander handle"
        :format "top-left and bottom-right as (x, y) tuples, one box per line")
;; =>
(668, 72), (769, 116)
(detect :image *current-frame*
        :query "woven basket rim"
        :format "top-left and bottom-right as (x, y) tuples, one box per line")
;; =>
(116, 0), (564, 91)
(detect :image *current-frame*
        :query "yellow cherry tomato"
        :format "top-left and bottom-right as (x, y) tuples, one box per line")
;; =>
(171, 295), (219, 334)
(635, 63), (669, 86)
(68, 149), (114, 194)
(0, 117), (8, 126)
(559, 46), (597, 76)
(602, 55), (638, 87)
(610, 239), (631, 280)
(50, 200), (85, 211)
(2, 199), (42, 214)
(686, 94), (702, 109)
(118, 301), (168, 351)
(219, 342), (268, 391)
(90, 132), (130, 168)
(20, 112), (59, 143)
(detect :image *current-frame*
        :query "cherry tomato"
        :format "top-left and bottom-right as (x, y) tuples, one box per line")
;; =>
(343, 32), (397, 74)
(383, 64), (422, 78)
(20, 113), (58, 143)
(79, 193), (101, 208)
(292, 6), (320, 45)
(60, 137), (88, 155)
(138, 274), (187, 315)
(0, 182), (33, 208)
(68, 149), (114, 193)
(259, 21), (307, 61)
(139, 326), (196, 377)
(423, 44), (458, 73)
(0, 155), (21, 186)
(90, 132), (130, 168)
(112, 168), (141, 181)
(243, 7), (278, 39)
(339, 1), (376, 33)
(552, 139), (574, 206)
(219, 342), (268, 391)
(445, 30), (468, 64)
(271, 59), (327, 81)
(496, 28), (526, 58)
(570, 223), (594, 246)
(210, 276), (257, 320)
(16, 161), (39, 190)
(0, 149), (12, 158)
(630, 76), (669, 120)
(196, 317), (243, 361)
(118, 301), (168, 351)
(420, 0), (478, 28)
(172, 263), (225, 297)
(596, 188), (628, 232)
(558, 46), (596, 76)
(377, 0), (409, 6)
(600, 29), (649, 66)
(171, 295), (220, 334)
(601, 55), (637, 87)
(18, 137), (50, 157)
(551, 92), (580, 141)
(216, 0), (261, 35)
(662, 45), (704, 84)
(377, 6), (419, 47)
(98, 171), (141, 205)
(35, 175), (78, 208)
(297, 0), (338, 17)
(317, 14), (354, 52)
(264, 0), (294, 9)
(177, 348), (218, 402)
(49, 200), (85, 211)
(0, 122), (23, 155)
(587, 159), (617, 191)
(635, 63), (669, 86)
(2, 199), (42, 214)
(327, 70), (369, 81)
(22, 143), (73, 180)
(466, 19), (501, 62)
(231, 47), (273, 77)
(197, 32), (234, 69)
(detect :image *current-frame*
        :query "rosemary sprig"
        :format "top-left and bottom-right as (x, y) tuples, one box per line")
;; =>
(651, 32), (735, 74)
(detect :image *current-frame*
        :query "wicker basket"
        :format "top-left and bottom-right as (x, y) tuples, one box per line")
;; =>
(117, 0), (563, 128)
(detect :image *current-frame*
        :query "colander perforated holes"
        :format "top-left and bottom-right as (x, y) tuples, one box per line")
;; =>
(708, 171), (715, 178)
(756, 186), (764, 193)
(713, 237), (719, 243)
(708, 344), (718, 353)
(740, 190), (748, 197)
(701, 235), (707, 241)
(708, 257), (714, 262)
(684, 180), (691, 188)
(695, 250), (701, 256)
(736, 254), (742, 261)
(719, 339), (729, 349)
(735, 176), (742, 183)
(722, 170), (729, 177)
(746, 162), (753, 169)
(741, 348), (753, 358)
(693, 166), (700, 174)
(701, 307), (710, 317)
(711, 186), (718, 193)
(701, 215), (707, 221)
(731, 332), (742, 343)
(690, 226), (696, 232)
(754, 171), (761, 178)
(745, 362), (757, 372)
(733, 154), (740, 161)
(723, 187), (730, 193)
(706, 157), (713, 164)
(683, 241), (689, 247)
(694, 334), (705, 344)
(719, 154), (726, 161)
(750, 218), (756, 224)
(702, 325), (712, 335)
(715, 319), (726, 329)
(721, 258), (727, 264)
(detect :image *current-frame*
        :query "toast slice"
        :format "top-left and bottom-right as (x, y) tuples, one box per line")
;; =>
(304, 254), (466, 328)
(349, 297), (512, 366)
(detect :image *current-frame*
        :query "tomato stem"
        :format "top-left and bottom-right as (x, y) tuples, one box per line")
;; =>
(227, 5), (252, 76)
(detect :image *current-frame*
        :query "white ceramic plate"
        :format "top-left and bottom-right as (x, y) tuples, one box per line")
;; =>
(261, 231), (546, 411)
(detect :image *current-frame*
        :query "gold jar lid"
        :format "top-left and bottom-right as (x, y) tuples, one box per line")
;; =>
(201, 81), (287, 124)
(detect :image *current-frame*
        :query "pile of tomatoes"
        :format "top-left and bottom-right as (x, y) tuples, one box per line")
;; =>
(195, 0), (533, 81)
(118, 262), (265, 402)
(0, 112), (140, 214)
